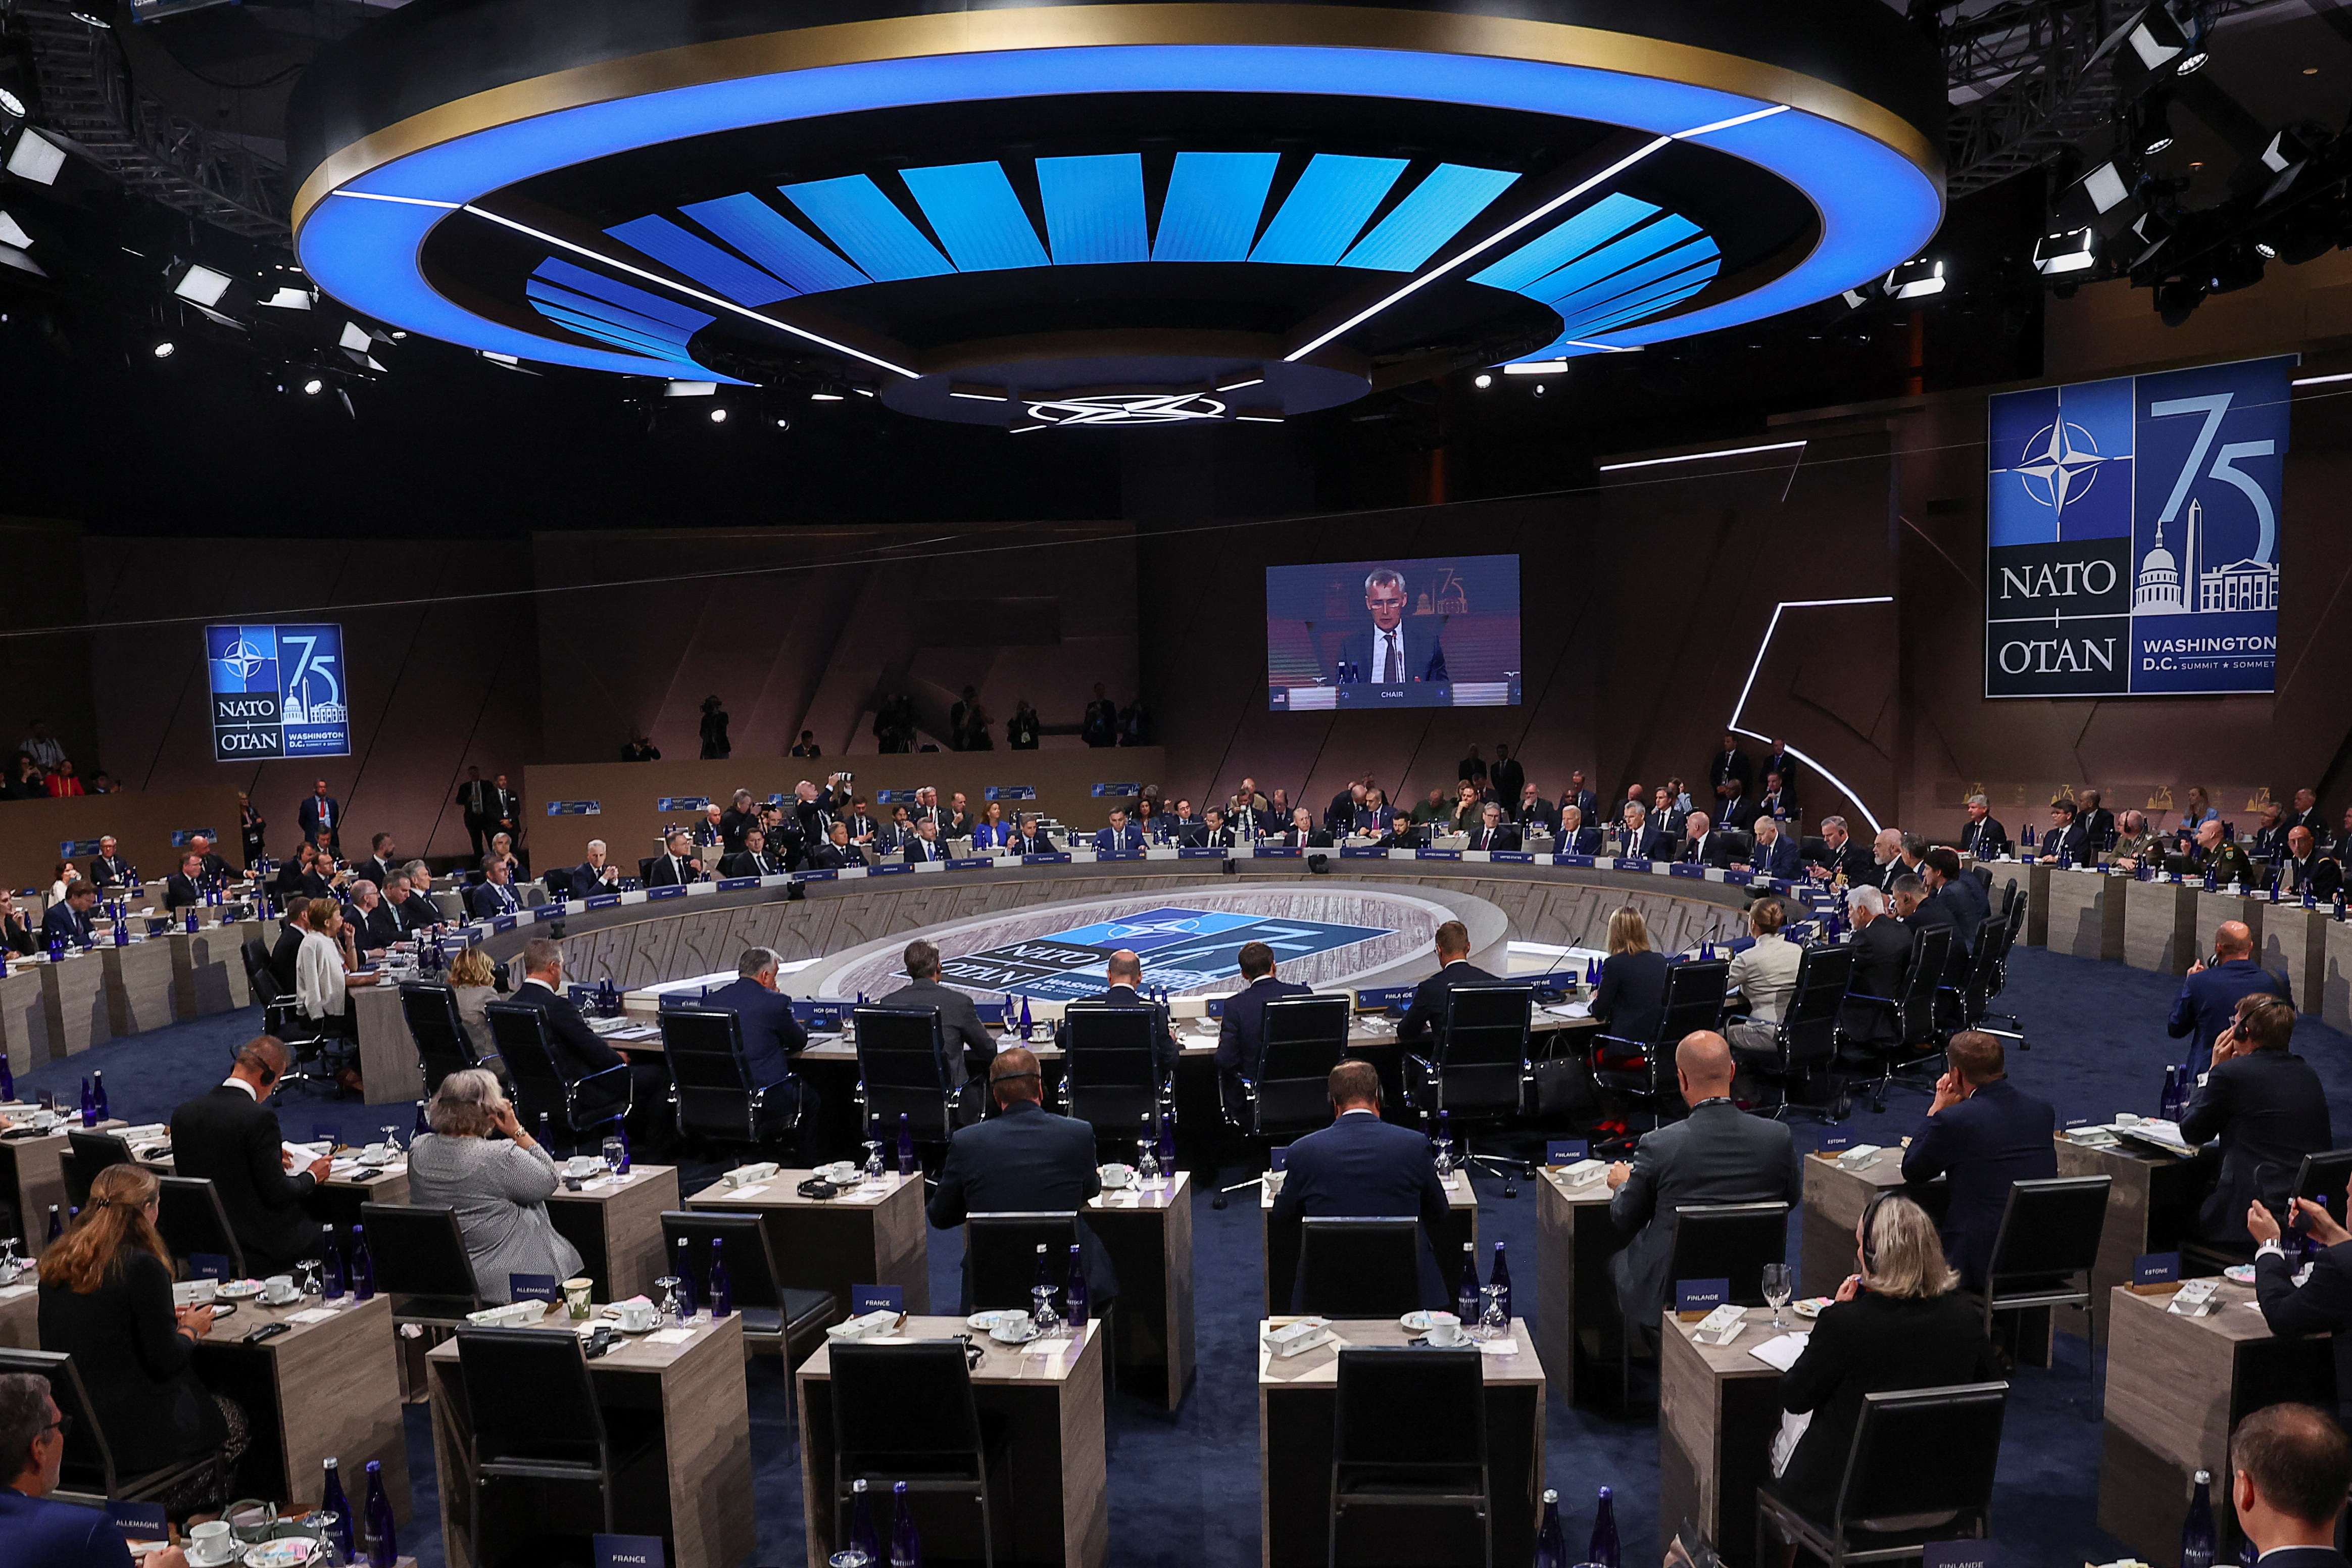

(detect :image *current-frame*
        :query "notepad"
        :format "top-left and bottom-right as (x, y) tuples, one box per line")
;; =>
(1749, 1332), (1809, 1371)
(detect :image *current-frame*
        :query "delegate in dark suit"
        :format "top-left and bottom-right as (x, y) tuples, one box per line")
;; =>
(168, 1084), (323, 1275)
(1396, 958), (1500, 1046)
(1809, 839), (1876, 888)
(1678, 831), (1735, 869)
(874, 976), (996, 1088)
(1467, 822), (1520, 853)
(927, 1098), (1116, 1308)
(503, 979), (673, 1141)
(353, 900), (402, 952)
(2180, 1047), (2332, 1243)
(1590, 949), (1670, 1047)
(1268, 1108), (1454, 1305)
(1073, 982), (1177, 1076)
(267, 918), (306, 990)
(1215, 972), (1312, 1112)
(162, 871), (208, 912)
(2257, 1237), (2352, 1339)
(1333, 627), (1448, 684)
(0, 1486), (150, 1568)
(719, 849), (786, 878)
(86, 853), (132, 887)
(468, 879), (521, 920)
(1607, 1098), (1802, 1331)
(2169, 957), (2291, 1070)
(297, 794), (341, 850)
(807, 841), (865, 871)
(1958, 817), (2007, 858)
(1748, 836), (1800, 879)
(1898, 1078), (2059, 1291)
(643, 851), (698, 888)
(2281, 852), (2345, 902)
(702, 974), (809, 1084)
(1839, 918), (1916, 1044)
(1611, 824), (1662, 861)
(38, 900), (92, 950)
(35, 1247), (230, 1479)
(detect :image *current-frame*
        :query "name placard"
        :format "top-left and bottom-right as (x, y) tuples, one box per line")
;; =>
(1417, 848), (1461, 861)
(586, 892), (623, 909)
(1490, 850), (1535, 864)
(1676, 1278), (1730, 1312)
(851, 1285), (905, 1315)
(1022, 853), (1073, 865)
(1355, 985), (1416, 1012)
(595, 1534), (668, 1568)
(1923, 1543), (1998, 1568)
(715, 876), (759, 891)
(531, 903), (568, 920)
(107, 1501), (170, 1541)
(1545, 1140), (1589, 1166)
(188, 1253), (232, 1281)
(2132, 1251), (2181, 1285)
(1177, 846), (1225, 859)
(792, 1000), (850, 1030)
(509, 1273), (561, 1304)
(646, 885), (687, 901)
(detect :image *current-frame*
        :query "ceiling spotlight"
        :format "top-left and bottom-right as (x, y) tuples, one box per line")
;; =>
(301, 377), (323, 396)
(773, 415), (791, 430)
(2256, 240), (2279, 259)
(151, 338), (174, 359)
(261, 287), (312, 310)
(1532, 382), (1547, 397)
(809, 389), (844, 402)
(663, 380), (716, 398)
(709, 406), (728, 424)
(2136, 98), (2175, 156)
(2033, 228), (2098, 276)
(479, 350), (519, 365)
(67, 11), (109, 28)
(170, 262), (232, 308)
(1883, 256), (1947, 299)
(5, 129), (65, 186)
(2176, 43), (2209, 74)
(0, 89), (25, 121)
(1473, 373), (1493, 389)
(1503, 361), (1568, 376)
(2057, 161), (2133, 232)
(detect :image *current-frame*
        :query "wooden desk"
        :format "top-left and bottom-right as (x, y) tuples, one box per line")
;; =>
(1530, 1165), (1618, 1406)
(0, 969), (50, 1076)
(1258, 1316), (1543, 1568)
(685, 1168), (929, 1315)
(798, 1317), (1108, 1568)
(0, 1279), (32, 1347)
(141, 1147), (413, 1238)
(39, 951), (113, 1057)
(1659, 1305), (1800, 1568)
(195, 1292), (410, 1525)
(2262, 901), (2330, 1015)
(97, 939), (177, 1036)
(428, 1310), (754, 1568)
(1260, 1168), (1477, 1314)
(167, 923), (255, 1018)
(2053, 1135), (2208, 1341)
(1798, 1150), (1905, 1298)
(2124, 878), (2200, 975)
(1, 1118), (124, 1253)
(1086, 1171), (1195, 1409)
(2100, 1279), (2336, 1566)
(2043, 870), (2125, 962)
(548, 1165), (680, 1303)
(2324, 915), (2352, 1035)
(2194, 890), (2266, 966)
(351, 983), (416, 1107)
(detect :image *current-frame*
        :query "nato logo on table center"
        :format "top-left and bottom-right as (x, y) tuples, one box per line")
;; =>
(937, 904), (1393, 1002)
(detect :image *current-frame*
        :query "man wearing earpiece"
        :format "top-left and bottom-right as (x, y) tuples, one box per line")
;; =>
(168, 1035), (333, 1278)
(1897, 1030), (2056, 1293)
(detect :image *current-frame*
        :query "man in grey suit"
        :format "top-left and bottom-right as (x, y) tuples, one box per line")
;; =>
(1604, 1031), (1802, 1341)
(875, 939), (998, 1102)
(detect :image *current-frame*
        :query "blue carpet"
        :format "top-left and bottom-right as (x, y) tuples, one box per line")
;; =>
(16, 944), (2350, 1567)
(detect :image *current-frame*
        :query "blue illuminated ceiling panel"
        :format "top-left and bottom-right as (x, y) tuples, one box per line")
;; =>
(1153, 151), (1280, 262)
(777, 174), (953, 281)
(1037, 153), (1149, 264)
(606, 213), (795, 305)
(1467, 191), (1660, 295)
(525, 265), (711, 364)
(900, 161), (1050, 272)
(525, 278), (694, 347)
(1539, 234), (1718, 322)
(1251, 155), (1408, 265)
(678, 193), (870, 294)
(533, 257), (715, 334)
(1341, 164), (1519, 272)
(1524, 214), (1703, 307)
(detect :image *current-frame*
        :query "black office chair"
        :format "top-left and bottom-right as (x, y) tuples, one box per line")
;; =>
(1668, 1202), (1792, 1309)
(1754, 1382), (2009, 1567)
(485, 1000), (633, 1152)
(853, 1006), (967, 1158)
(259, 995), (346, 1091)
(659, 1006), (806, 1157)
(361, 1201), (485, 1326)
(1297, 1217), (1423, 1317)
(451, 1327), (663, 1563)
(964, 1211), (1082, 1314)
(1975, 899), (2029, 1046)
(1593, 959), (1729, 1144)
(155, 1177), (246, 1279)
(2294, 1149), (2352, 1223)
(1978, 1175), (2110, 1410)
(1404, 984), (1533, 1183)
(0, 1348), (222, 1508)
(658, 1209), (838, 1359)
(1057, 1003), (1170, 1141)
(1229, 993), (1350, 1144)
(239, 938), (285, 1005)
(540, 867), (574, 901)
(400, 981), (487, 1096)
(1726, 944), (1855, 1121)
(1936, 916), (2011, 1041)
(61, 1129), (132, 1211)
(1838, 924), (1952, 1114)
(1330, 1346), (1492, 1568)
(828, 1340), (997, 1568)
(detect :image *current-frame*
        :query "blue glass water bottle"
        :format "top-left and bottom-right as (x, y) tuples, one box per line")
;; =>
(1587, 1484), (1621, 1568)
(321, 1223), (345, 1300)
(91, 1071), (106, 1121)
(708, 1237), (732, 1318)
(348, 1224), (374, 1301)
(897, 1112), (914, 1176)
(361, 1459), (397, 1568)
(79, 1076), (93, 1127)
(1064, 1242), (1087, 1330)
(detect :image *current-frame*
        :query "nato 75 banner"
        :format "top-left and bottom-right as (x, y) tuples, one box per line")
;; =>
(207, 623), (351, 760)
(1985, 353), (2291, 698)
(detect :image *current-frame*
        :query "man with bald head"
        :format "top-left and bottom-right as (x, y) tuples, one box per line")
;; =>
(1603, 1031), (1802, 1337)
(2170, 919), (2291, 1072)
(926, 1045), (1116, 1311)
(1070, 948), (1176, 1076)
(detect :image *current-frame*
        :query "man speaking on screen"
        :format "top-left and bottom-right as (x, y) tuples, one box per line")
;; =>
(1334, 567), (1448, 685)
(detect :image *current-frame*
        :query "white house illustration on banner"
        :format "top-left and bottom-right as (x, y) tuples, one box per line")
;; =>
(2135, 498), (2278, 616)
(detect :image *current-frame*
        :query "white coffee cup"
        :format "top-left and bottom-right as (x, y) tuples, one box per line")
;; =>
(261, 1275), (298, 1305)
(989, 1311), (1034, 1342)
(187, 1521), (233, 1561)
(610, 1300), (658, 1332)
(1425, 1312), (1464, 1346)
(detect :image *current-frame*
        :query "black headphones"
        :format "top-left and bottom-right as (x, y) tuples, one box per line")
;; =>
(1858, 1190), (1890, 1278)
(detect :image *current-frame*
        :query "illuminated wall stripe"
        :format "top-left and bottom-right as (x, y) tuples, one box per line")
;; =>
(1152, 151), (1280, 261)
(1250, 154), (1407, 265)
(1340, 163), (1520, 272)
(1467, 191), (1658, 295)
(679, 193), (870, 294)
(1037, 153), (1150, 265)
(777, 174), (953, 281)
(606, 213), (795, 305)
(531, 257), (715, 334)
(900, 161), (1050, 272)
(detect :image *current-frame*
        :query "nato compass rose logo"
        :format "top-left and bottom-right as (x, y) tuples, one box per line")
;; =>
(219, 640), (268, 681)
(2012, 416), (2106, 526)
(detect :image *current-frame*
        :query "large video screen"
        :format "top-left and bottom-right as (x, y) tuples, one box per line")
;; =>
(1266, 555), (1521, 710)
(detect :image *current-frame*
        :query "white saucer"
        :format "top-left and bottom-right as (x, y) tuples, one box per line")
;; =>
(988, 1322), (1039, 1345)
(1791, 1298), (1831, 1320)
(216, 1280), (263, 1299)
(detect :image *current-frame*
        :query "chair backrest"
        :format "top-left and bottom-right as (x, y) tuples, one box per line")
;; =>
(1255, 995), (1351, 1133)
(1985, 1176), (2111, 1291)
(453, 1327), (608, 1467)
(1832, 1382), (2008, 1531)
(828, 1341), (985, 1469)
(963, 1211), (1080, 1313)
(484, 1001), (567, 1126)
(1060, 1004), (1162, 1133)
(0, 1349), (120, 1495)
(399, 981), (478, 1096)
(63, 1131), (131, 1210)
(1665, 1202), (1791, 1306)
(659, 1209), (780, 1313)
(659, 1007), (763, 1140)
(1429, 983), (1531, 1115)
(852, 1008), (955, 1140)
(1333, 1345), (1486, 1471)
(1775, 944), (1855, 1068)
(156, 1177), (245, 1278)
(240, 938), (285, 1004)
(360, 1202), (484, 1311)
(1896, 925), (1952, 1043)
(540, 867), (574, 900)
(1297, 1217), (1423, 1317)
(1658, 959), (1732, 1043)
(2294, 1149), (2352, 1221)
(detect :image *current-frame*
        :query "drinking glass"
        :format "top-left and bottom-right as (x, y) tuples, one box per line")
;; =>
(862, 1140), (885, 1182)
(1432, 1133), (1454, 1177)
(601, 1136), (626, 1173)
(1030, 1283), (1062, 1339)
(379, 1124), (401, 1155)
(296, 1260), (323, 1298)
(654, 1277), (684, 1325)
(1478, 1284), (1506, 1342)
(1761, 1262), (1793, 1329)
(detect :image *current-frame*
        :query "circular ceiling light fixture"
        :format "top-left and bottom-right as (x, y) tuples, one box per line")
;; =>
(1023, 390), (1229, 428)
(287, 0), (1945, 426)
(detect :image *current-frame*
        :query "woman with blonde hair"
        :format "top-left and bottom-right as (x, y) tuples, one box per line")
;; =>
(1768, 1194), (1993, 1531)
(1725, 897), (1803, 1054)
(406, 1068), (582, 1303)
(443, 944), (506, 1069)
(36, 1164), (250, 1511)
(1591, 905), (1669, 1046)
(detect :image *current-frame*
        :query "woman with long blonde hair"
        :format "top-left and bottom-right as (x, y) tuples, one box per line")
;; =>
(36, 1165), (250, 1511)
